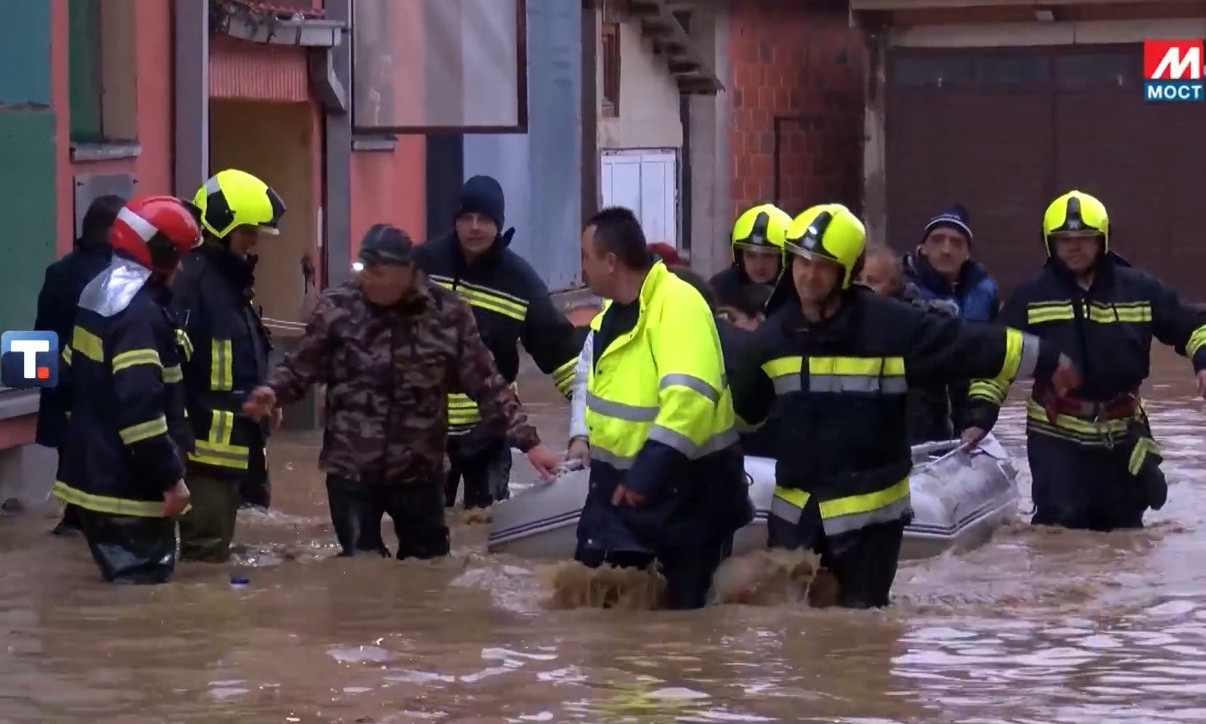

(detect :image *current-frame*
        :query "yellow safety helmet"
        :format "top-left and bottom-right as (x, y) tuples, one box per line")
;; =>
(783, 203), (866, 289)
(730, 203), (792, 265)
(1042, 189), (1109, 256)
(191, 169), (286, 240)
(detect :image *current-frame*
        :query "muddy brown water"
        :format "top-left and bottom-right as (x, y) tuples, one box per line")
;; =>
(2, 348), (1205, 722)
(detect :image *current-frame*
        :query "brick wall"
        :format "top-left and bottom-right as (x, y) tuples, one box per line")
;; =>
(728, 1), (865, 220)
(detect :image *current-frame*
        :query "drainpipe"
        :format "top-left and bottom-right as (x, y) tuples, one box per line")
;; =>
(173, 0), (209, 197)
(322, 0), (353, 286)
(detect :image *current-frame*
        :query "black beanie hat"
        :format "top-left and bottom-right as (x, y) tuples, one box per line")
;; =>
(922, 204), (973, 245)
(455, 175), (506, 229)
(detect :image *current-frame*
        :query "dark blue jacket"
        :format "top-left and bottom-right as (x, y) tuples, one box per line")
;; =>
(902, 249), (999, 323)
(34, 239), (112, 449)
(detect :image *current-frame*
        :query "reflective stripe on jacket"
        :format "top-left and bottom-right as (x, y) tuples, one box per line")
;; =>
(415, 234), (584, 437)
(172, 245), (272, 477)
(579, 262), (744, 553)
(733, 284), (1045, 539)
(53, 259), (193, 517)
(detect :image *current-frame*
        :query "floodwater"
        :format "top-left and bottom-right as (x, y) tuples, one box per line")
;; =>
(2, 348), (1205, 722)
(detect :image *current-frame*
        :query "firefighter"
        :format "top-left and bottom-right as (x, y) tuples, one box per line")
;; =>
(51, 195), (199, 584)
(961, 190), (1206, 532)
(173, 169), (284, 562)
(708, 203), (792, 307)
(414, 175), (583, 511)
(574, 207), (751, 610)
(731, 203), (1079, 609)
(34, 194), (125, 535)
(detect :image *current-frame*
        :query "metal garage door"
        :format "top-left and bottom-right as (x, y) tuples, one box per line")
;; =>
(885, 43), (1206, 297)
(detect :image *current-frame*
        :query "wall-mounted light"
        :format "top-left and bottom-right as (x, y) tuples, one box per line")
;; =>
(1034, 9), (1055, 22)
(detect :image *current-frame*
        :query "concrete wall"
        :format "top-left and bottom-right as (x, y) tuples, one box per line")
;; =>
(727, 1), (865, 220)
(684, 3), (733, 278)
(54, 0), (174, 256)
(598, 17), (682, 150)
(463, 0), (583, 291)
(0, 0), (174, 500)
(349, 139), (427, 262)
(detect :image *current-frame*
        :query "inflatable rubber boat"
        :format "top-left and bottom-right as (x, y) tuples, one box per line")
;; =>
(487, 436), (1019, 561)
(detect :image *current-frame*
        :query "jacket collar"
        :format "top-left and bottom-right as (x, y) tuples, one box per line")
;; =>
(903, 247), (989, 296)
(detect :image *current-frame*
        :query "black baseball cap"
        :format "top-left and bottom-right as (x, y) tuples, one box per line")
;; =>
(357, 224), (414, 267)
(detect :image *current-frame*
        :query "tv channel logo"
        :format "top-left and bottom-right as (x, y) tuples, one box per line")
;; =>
(1144, 39), (1204, 102)
(1, 331), (59, 389)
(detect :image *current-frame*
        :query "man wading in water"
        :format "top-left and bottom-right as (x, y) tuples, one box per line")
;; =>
(244, 226), (560, 559)
(731, 203), (1079, 608)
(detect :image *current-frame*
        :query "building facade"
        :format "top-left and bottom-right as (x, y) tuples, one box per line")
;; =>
(854, 0), (1206, 295)
(0, 0), (426, 504)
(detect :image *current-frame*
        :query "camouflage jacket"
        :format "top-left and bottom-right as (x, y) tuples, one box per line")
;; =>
(266, 276), (541, 485)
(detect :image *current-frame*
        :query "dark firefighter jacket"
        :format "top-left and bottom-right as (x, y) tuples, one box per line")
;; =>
(414, 232), (584, 440)
(716, 318), (776, 457)
(965, 254), (1206, 456)
(731, 282), (1057, 538)
(896, 282), (959, 444)
(52, 258), (193, 517)
(34, 238), (112, 449)
(172, 244), (272, 479)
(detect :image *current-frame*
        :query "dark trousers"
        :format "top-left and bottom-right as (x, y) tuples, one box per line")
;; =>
(77, 508), (178, 584)
(445, 436), (512, 509)
(768, 499), (906, 609)
(573, 543), (726, 611)
(1028, 431), (1150, 532)
(179, 473), (242, 562)
(326, 476), (450, 560)
(239, 447), (271, 510)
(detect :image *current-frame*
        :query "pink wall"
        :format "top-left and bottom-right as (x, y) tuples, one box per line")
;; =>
(349, 137), (426, 259)
(50, 0), (174, 257)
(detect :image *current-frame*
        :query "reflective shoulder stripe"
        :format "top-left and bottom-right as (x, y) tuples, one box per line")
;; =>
(112, 348), (162, 373)
(119, 415), (169, 445)
(72, 325), (104, 362)
(1027, 301), (1074, 324)
(430, 276), (529, 321)
(61, 346), (72, 366)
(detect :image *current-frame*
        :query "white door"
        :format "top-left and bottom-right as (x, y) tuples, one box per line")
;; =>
(600, 150), (678, 248)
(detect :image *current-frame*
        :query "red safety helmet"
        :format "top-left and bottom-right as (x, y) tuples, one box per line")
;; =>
(110, 195), (202, 275)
